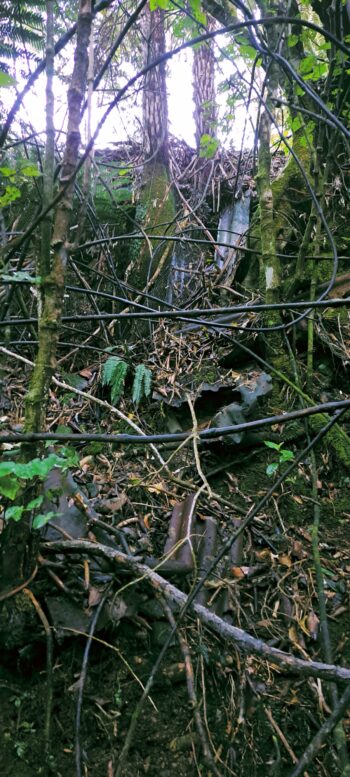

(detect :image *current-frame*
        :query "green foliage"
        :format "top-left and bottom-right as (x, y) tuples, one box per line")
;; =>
(0, 447), (79, 531)
(0, 162), (40, 207)
(298, 53), (328, 82)
(150, 0), (171, 9)
(132, 364), (152, 406)
(199, 133), (219, 159)
(0, 71), (16, 87)
(93, 165), (133, 226)
(0, 1), (45, 67)
(102, 356), (129, 405)
(264, 441), (295, 477)
(102, 356), (152, 406)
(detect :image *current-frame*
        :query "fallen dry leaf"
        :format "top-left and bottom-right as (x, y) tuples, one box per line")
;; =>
(278, 553), (292, 568)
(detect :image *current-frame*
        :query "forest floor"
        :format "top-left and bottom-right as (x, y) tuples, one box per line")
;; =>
(1, 318), (350, 777)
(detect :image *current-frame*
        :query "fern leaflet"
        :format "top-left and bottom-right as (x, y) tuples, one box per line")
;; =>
(102, 356), (128, 405)
(132, 364), (152, 405)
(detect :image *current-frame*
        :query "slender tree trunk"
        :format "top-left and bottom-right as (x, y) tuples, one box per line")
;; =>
(142, 4), (169, 166)
(193, 14), (217, 191)
(0, 0), (93, 588)
(126, 4), (175, 307)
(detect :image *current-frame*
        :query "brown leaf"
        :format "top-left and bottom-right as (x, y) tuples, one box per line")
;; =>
(147, 481), (166, 494)
(291, 540), (308, 559)
(306, 611), (319, 640)
(289, 624), (306, 651)
(278, 553), (292, 568)
(103, 492), (128, 512)
(230, 566), (246, 578)
(88, 586), (103, 607)
(292, 495), (303, 504)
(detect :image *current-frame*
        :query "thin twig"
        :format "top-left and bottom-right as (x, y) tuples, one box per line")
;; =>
(186, 394), (212, 497)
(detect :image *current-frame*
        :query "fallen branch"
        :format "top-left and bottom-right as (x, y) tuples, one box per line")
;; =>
(42, 539), (350, 684)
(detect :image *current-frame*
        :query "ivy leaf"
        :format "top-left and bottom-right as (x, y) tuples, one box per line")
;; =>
(26, 495), (44, 510)
(5, 505), (24, 522)
(32, 511), (57, 530)
(0, 475), (21, 500)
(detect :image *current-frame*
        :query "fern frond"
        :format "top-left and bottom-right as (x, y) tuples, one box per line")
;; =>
(132, 364), (152, 405)
(102, 356), (120, 386)
(102, 356), (128, 405)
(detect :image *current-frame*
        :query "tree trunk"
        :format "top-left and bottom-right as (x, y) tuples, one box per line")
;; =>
(0, 0), (93, 590)
(193, 14), (217, 191)
(125, 4), (175, 313)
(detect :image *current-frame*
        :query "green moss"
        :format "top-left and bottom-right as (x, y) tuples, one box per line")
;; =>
(309, 413), (350, 469)
(126, 162), (176, 292)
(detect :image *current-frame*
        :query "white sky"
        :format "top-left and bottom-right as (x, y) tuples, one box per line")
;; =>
(5, 40), (256, 154)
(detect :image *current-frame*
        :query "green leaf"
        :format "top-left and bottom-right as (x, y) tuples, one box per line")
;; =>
(20, 164), (40, 177)
(264, 440), (282, 451)
(114, 187), (131, 203)
(0, 475), (21, 500)
(288, 34), (299, 48)
(5, 505), (24, 522)
(13, 454), (59, 480)
(280, 449), (294, 463)
(0, 185), (21, 207)
(240, 44), (257, 61)
(32, 511), (57, 530)
(150, 0), (170, 9)
(199, 134), (219, 159)
(0, 166), (15, 177)
(0, 71), (16, 87)
(55, 425), (71, 435)
(189, 0), (206, 24)
(56, 448), (79, 469)
(26, 495), (44, 510)
(266, 463), (278, 477)
(291, 116), (303, 133)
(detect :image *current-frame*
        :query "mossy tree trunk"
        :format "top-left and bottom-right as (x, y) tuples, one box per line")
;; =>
(0, 0), (93, 588)
(126, 4), (175, 315)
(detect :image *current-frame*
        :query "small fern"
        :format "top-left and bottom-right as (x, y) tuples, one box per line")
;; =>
(132, 364), (152, 406)
(102, 356), (129, 405)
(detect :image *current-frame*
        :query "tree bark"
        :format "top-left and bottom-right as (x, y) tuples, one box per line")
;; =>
(0, 0), (93, 588)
